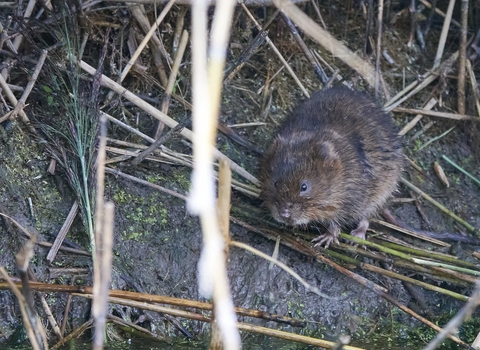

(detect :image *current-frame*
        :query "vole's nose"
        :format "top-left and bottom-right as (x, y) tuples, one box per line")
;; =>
(279, 202), (293, 219)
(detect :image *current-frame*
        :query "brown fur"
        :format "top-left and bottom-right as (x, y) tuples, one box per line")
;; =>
(259, 87), (403, 247)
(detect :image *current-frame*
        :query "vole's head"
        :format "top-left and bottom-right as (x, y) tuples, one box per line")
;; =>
(260, 132), (345, 226)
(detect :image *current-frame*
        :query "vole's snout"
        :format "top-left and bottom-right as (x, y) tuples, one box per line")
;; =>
(278, 202), (294, 219)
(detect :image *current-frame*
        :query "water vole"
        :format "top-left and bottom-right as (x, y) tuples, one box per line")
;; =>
(259, 87), (403, 248)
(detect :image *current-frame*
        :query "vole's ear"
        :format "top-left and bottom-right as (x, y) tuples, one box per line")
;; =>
(320, 141), (340, 161)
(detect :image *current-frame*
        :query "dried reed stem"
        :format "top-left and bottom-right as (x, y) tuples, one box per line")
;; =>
(90, 115), (114, 349)
(457, 0), (468, 114)
(189, 0), (240, 348)
(272, 0), (376, 87)
(398, 97), (438, 135)
(401, 178), (477, 234)
(433, 0), (455, 69)
(119, 0), (175, 82)
(46, 201), (79, 262)
(375, 0), (384, 98)
(393, 107), (479, 121)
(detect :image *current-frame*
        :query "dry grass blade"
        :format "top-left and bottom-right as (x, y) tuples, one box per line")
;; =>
(432, 0), (455, 69)
(8, 49), (47, 122)
(0, 72), (30, 124)
(154, 29), (189, 138)
(0, 213), (90, 256)
(401, 178), (477, 233)
(230, 240), (337, 298)
(373, 219), (450, 247)
(466, 59), (480, 117)
(27, 269), (63, 340)
(132, 122), (185, 166)
(46, 201), (79, 262)
(211, 159), (233, 348)
(375, 0), (385, 98)
(119, 0), (175, 82)
(394, 107), (479, 121)
(384, 51), (459, 112)
(51, 319), (94, 350)
(457, 0), (468, 115)
(280, 13), (328, 85)
(418, 0), (460, 27)
(398, 97), (438, 136)
(441, 155), (480, 187)
(105, 167), (188, 201)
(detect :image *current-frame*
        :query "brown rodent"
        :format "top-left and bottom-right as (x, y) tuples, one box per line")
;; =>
(259, 87), (403, 248)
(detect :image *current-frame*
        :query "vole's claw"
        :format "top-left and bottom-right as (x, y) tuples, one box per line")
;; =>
(312, 233), (339, 249)
(350, 218), (369, 240)
(349, 218), (369, 249)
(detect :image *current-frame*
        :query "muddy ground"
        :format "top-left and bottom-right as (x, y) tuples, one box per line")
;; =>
(1, 0), (480, 348)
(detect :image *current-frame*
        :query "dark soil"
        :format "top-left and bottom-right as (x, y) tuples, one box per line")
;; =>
(1, 0), (480, 348)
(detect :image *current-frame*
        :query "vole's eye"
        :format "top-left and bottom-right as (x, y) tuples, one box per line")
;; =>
(274, 181), (278, 189)
(300, 182), (309, 192)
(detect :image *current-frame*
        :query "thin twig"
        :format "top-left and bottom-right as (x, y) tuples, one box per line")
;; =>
(400, 178), (477, 234)
(129, 5), (169, 86)
(240, 3), (310, 97)
(393, 107), (479, 121)
(424, 281), (480, 350)
(433, 0), (456, 69)
(8, 49), (47, 122)
(231, 241), (337, 298)
(0, 72), (30, 124)
(398, 97), (438, 135)
(442, 155), (480, 187)
(0, 213), (90, 256)
(417, 126), (455, 151)
(133, 122), (185, 166)
(105, 167), (188, 200)
(466, 59), (480, 117)
(119, 0), (175, 82)
(384, 51), (459, 111)
(154, 29), (189, 138)
(418, 0), (460, 28)
(281, 13), (328, 85)
(0, 266), (46, 350)
(51, 319), (94, 350)
(374, 0), (384, 98)
(457, 0), (468, 114)
(272, 0), (377, 87)
(46, 201), (79, 263)
(27, 269), (63, 340)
